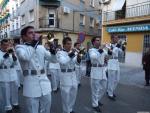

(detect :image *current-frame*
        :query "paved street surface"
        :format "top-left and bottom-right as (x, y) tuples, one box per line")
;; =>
(1, 65), (150, 113)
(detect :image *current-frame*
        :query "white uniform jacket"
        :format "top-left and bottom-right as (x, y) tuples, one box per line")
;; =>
(15, 45), (52, 97)
(107, 44), (122, 71)
(56, 50), (79, 86)
(89, 48), (107, 80)
(0, 50), (18, 82)
(48, 54), (60, 70)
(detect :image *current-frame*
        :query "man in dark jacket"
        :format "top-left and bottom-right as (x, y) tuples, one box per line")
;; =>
(142, 48), (150, 86)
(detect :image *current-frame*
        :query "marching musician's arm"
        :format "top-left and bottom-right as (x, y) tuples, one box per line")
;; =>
(89, 49), (98, 60)
(56, 51), (70, 65)
(0, 52), (5, 66)
(11, 53), (18, 66)
(118, 48), (123, 53)
(15, 46), (31, 61)
(72, 55), (80, 65)
(43, 46), (51, 61)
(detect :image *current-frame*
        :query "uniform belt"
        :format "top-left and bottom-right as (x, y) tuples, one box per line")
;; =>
(23, 69), (45, 76)
(0, 65), (14, 69)
(61, 68), (75, 73)
(110, 57), (118, 59)
(92, 64), (104, 67)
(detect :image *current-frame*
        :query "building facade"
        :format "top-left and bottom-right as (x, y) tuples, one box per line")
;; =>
(0, 0), (20, 39)
(101, 0), (150, 67)
(7, 0), (101, 47)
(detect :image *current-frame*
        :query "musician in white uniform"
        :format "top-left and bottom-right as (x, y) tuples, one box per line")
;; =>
(56, 37), (81, 113)
(107, 35), (123, 101)
(48, 42), (60, 92)
(89, 37), (107, 113)
(0, 39), (19, 113)
(73, 42), (82, 86)
(15, 26), (52, 113)
(14, 41), (24, 87)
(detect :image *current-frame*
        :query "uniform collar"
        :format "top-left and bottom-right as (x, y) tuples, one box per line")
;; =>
(62, 48), (66, 52)
(24, 42), (32, 46)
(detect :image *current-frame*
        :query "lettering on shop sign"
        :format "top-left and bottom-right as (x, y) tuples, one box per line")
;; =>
(107, 24), (150, 33)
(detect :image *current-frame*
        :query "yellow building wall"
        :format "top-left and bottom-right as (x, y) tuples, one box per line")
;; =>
(102, 26), (149, 52)
(102, 26), (111, 43)
(126, 32), (143, 52)
(82, 36), (92, 47)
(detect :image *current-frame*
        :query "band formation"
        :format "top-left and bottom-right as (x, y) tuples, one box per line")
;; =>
(0, 26), (126, 113)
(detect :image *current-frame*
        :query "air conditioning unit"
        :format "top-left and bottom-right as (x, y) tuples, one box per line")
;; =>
(99, 0), (111, 4)
(63, 6), (70, 14)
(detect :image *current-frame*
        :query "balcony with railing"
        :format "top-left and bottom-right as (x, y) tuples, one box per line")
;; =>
(39, 0), (61, 7)
(39, 17), (60, 30)
(10, 29), (21, 38)
(103, 1), (150, 25)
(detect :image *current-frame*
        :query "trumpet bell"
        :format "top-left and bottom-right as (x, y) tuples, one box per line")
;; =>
(48, 38), (54, 42)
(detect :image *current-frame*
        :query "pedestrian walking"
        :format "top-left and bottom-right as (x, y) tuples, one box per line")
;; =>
(142, 48), (150, 86)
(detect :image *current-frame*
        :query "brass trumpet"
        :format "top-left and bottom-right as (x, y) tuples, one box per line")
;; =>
(47, 32), (55, 43)
(78, 47), (86, 58)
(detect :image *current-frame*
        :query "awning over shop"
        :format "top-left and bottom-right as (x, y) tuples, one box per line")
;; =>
(112, 0), (126, 11)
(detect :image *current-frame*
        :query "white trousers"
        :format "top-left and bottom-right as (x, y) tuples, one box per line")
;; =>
(0, 81), (19, 111)
(75, 67), (82, 85)
(107, 70), (120, 97)
(16, 70), (23, 87)
(25, 93), (51, 113)
(49, 69), (60, 91)
(76, 66), (86, 85)
(0, 82), (5, 113)
(60, 85), (78, 113)
(91, 79), (107, 107)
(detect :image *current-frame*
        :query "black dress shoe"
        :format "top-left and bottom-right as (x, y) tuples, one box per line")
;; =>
(70, 111), (75, 113)
(6, 110), (13, 113)
(108, 96), (116, 101)
(113, 94), (116, 98)
(53, 89), (58, 93)
(106, 92), (109, 95)
(98, 101), (103, 106)
(93, 106), (101, 112)
(13, 105), (20, 110)
(145, 83), (150, 86)
(78, 83), (81, 88)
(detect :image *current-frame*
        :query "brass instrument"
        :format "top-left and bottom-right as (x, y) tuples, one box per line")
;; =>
(78, 47), (86, 58)
(47, 32), (55, 43)
(103, 43), (112, 52)
(46, 32), (57, 50)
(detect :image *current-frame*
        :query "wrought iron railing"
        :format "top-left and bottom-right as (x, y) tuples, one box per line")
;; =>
(39, 17), (60, 28)
(103, 1), (150, 22)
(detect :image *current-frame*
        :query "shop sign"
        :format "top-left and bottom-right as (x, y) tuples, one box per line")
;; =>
(107, 24), (150, 33)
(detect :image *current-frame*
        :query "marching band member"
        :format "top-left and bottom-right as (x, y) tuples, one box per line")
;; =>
(56, 37), (81, 113)
(74, 42), (87, 87)
(89, 37), (107, 113)
(13, 41), (23, 88)
(47, 38), (60, 92)
(15, 26), (52, 113)
(74, 42), (81, 86)
(107, 34), (124, 101)
(0, 39), (19, 113)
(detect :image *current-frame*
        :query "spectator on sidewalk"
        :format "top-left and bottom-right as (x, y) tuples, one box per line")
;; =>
(142, 48), (150, 86)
